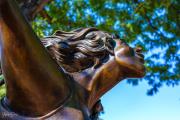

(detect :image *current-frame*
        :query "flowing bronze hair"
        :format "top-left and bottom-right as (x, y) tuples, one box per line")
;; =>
(41, 27), (119, 120)
(41, 27), (116, 72)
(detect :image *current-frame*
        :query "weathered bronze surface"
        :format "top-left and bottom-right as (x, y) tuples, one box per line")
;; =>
(0, 0), (145, 120)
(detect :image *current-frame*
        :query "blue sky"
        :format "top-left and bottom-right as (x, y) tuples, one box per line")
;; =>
(100, 80), (180, 120)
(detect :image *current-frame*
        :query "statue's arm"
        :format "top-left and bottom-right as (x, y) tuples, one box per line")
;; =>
(0, 0), (73, 116)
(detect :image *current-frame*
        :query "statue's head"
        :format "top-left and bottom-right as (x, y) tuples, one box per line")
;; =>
(42, 28), (145, 119)
(42, 27), (145, 78)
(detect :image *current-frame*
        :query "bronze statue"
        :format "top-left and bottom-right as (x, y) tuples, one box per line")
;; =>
(0, 0), (145, 120)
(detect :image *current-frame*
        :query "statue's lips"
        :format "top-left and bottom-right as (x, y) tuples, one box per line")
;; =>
(136, 53), (145, 64)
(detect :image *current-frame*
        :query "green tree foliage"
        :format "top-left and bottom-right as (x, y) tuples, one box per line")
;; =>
(32, 0), (180, 95)
(0, 0), (179, 98)
(0, 75), (5, 98)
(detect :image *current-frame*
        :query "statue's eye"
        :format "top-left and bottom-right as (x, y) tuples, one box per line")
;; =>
(109, 39), (116, 48)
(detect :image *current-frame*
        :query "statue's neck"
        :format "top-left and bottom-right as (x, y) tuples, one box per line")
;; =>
(0, 0), (72, 116)
(70, 58), (125, 109)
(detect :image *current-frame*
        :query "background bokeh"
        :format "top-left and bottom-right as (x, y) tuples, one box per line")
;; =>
(0, 0), (179, 119)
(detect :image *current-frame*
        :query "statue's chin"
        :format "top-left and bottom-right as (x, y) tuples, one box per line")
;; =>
(130, 65), (146, 78)
(125, 64), (145, 78)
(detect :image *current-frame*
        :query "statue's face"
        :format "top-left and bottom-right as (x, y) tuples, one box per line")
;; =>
(44, 29), (145, 78)
(114, 39), (145, 78)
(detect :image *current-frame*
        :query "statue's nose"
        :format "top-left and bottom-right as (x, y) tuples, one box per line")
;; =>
(135, 47), (142, 53)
